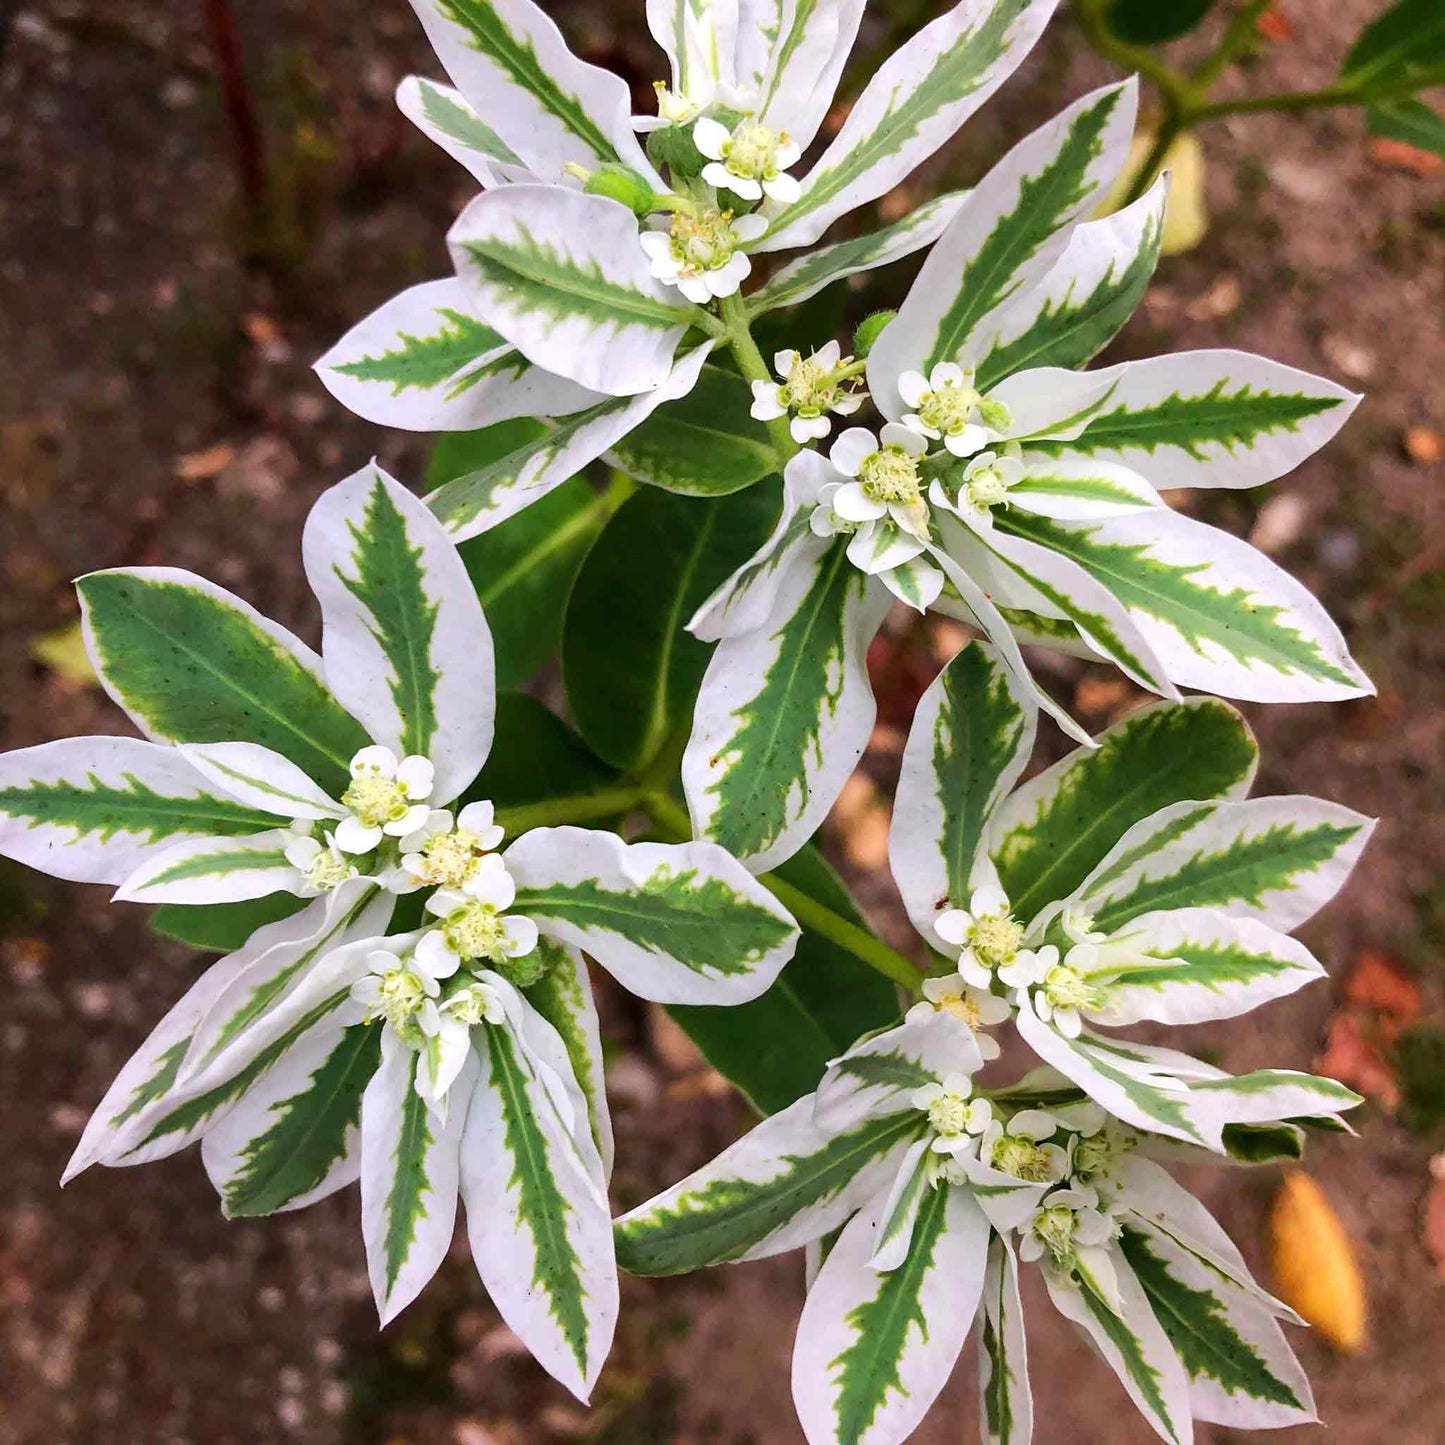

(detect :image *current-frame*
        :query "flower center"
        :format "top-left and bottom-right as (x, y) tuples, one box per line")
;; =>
(964, 464), (1011, 511)
(860, 446), (922, 505)
(369, 966), (428, 1038)
(1041, 963), (1105, 1014)
(722, 120), (786, 181)
(926, 1091), (971, 1138)
(412, 828), (484, 888)
(342, 772), (412, 829)
(440, 901), (512, 963)
(932, 984), (984, 1028)
(303, 846), (355, 892)
(992, 1135), (1055, 1182)
(972, 911), (1025, 968)
(443, 977), (503, 1028)
(918, 378), (982, 435)
(668, 207), (739, 274)
(1073, 1129), (1130, 1181)
(781, 353), (855, 417)
(652, 81), (697, 124)
(1032, 1203), (1079, 1264)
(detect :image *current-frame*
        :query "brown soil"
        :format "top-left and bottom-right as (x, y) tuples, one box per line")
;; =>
(1, 2), (1443, 1443)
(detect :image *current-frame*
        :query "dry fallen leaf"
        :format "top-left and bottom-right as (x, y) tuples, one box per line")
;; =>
(29, 620), (98, 687)
(1316, 1011), (1401, 1112)
(1342, 950), (1421, 1033)
(1403, 426), (1444, 465)
(1097, 129), (1208, 256)
(1255, 5), (1293, 42)
(1367, 137), (1445, 177)
(1422, 1154), (1445, 1284)
(1185, 273), (1242, 322)
(174, 442), (235, 482)
(1315, 950), (1420, 1112)
(1269, 1170), (1367, 1352)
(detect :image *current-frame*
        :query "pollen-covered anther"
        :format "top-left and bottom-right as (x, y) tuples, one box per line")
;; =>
(413, 827), (484, 888)
(993, 1135), (1057, 1183)
(972, 910), (1025, 967)
(860, 445), (923, 506)
(441, 900), (513, 964)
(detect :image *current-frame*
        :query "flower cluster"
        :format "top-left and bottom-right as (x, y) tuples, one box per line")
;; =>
(2, 0), (1381, 1438)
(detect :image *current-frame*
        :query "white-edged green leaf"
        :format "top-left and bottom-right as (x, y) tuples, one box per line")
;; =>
(748, 191), (968, 318)
(524, 940), (614, 1178)
(615, 1093), (923, 1275)
(1076, 795), (1373, 935)
(113, 828), (297, 904)
(1007, 457), (1163, 519)
(361, 1031), (476, 1323)
(1186, 1070), (1363, 1135)
(648, 0), (737, 98)
(395, 74), (529, 185)
(868, 79), (1136, 411)
(201, 1017), (379, 1217)
(684, 536), (891, 872)
(890, 641), (1036, 940)
(176, 741), (343, 822)
(464, 1018), (617, 1401)
(407, 0), (660, 182)
(179, 880), (393, 1080)
(792, 1182), (989, 1445)
(0, 736), (286, 886)
(303, 464), (495, 801)
(990, 697), (1256, 922)
(979, 1234), (1032, 1445)
(813, 1013), (983, 1135)
(506, 827), (799, 1004)
(868, 1138), (933, 1271)
(998, 505), (1372, 702)
(77, 567), (368, 797)
(427, 343), (714, 541)
(1044, 1249), (1192, 1445)
(449, 186), (698, 397)
(752, 0), (865, 149)
(758, 0), (1060, 253)
(973, 177), (1167, 391)
(315, 278), (600, 432)
(1031, 350), (1360, 491)
(1087, 907), (1326, 1027)
(1118, 1222), (1315, 1429)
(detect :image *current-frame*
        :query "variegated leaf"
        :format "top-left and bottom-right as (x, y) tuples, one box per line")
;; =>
(1030, 350), (1360, 491)
(759, 0), (1060, 253)
(792, 1183), (989, 1445)
(407, 0), (660, 183)
(303, 464), (495, 801)
(505, 827), (798, 1004)
(751, 0), (865, 149)
(973, 177), (1167, 391)
(996, 505), (1372, 702)
(0, 737), (284, 886)
(979, 1234), (1033, 1445)
(747, 192), (968, 318)
(1186, 1070), (1362, 1136)
(177, 741), (343, 822)
(464, 1018), (617, 1400)
(395, 74), (528, 186)
(427, 343), (714, 541)
(614, 1093), (923, 1275)
(314, 278), (600, 432)
(449, 186), (698, 397)
(78, 568), (368, 797)
(868, 78), (1137, 411)
(113, 829), (297, 904)
(890, 641), (1036, 940)
(684, 537), (891, 872)
(647, 0), (738, 103)
(868, 1138), (934, 1271)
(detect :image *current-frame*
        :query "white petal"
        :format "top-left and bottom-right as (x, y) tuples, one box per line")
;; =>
(692, 116), (729, 159)
(881, 421), (928, 457)
(731, 212), (769, 242)
(396, 755), (435, 797)
(829, 427), (878, 477)
(832, 481), (887, 523)
(350, 744), (398, 778)
(763, 172), (801, 203)
(332, 815), (383, 855)
(503, 914), (540, 957)
(792, 414), (832, 443)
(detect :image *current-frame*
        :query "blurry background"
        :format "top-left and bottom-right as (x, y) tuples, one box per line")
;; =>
(1, 1), (1442, 1441)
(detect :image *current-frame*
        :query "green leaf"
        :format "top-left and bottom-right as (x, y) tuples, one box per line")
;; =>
(1366, 98), (1445, 159)
(991, 699), (1255, 921)
(1075, 1272), (1181, 1439)
(79, 571), (367, 796)
(459, 476), (618, 688)
(666, 846), (900, 1114)
(223, 1024), (380, 1217)
(1340, 0), (1445, 92)
(607, 365), (777, 497)
(412, 75), (522, 166)
(424, 418), (550, 489)
(465, 692), (615, 812)
(151, 893), (308, 951)
(330, 305), (505, 395)
(564, 484), (780, 771)
(1220, 1121), (1304, 1164)
(383, 1054), (439, 1292)
(1103, 0), (1216, 45)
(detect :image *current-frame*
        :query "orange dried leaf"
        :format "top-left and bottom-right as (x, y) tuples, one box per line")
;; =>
(1422, 1157), (1445, 1284)
(1269, 1171), (1367, 1353)
(1314, 1011), (1400, 1112)
(1403, 426), (1444, 465)
(1367, 137), (1445, 177)
(1255, 7), (1293, 42)
(1342, 950), (1420, 1030)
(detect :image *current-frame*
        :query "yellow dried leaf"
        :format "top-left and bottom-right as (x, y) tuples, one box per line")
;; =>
(1096, 129), (1208, 256)
(1268, 1170), (1367, 1352)
(29, 620), (98, 687)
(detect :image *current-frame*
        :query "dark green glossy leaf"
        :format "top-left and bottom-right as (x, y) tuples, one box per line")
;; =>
(1103, 0), (1216, 45)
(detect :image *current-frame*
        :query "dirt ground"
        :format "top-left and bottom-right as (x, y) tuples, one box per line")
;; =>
(1, 2), (1443, 1442)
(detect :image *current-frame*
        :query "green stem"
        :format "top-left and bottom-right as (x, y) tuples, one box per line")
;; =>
(718, 289), (798, 467)
(1076, 0), (1196, 111)
(1193, 80), (1380, 120)
(1120, 107), (1186, 207)
(495, 784), (644, 838)
(1191, 0), (1273, 90)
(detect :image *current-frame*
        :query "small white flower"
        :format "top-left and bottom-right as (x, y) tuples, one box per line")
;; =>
(1010, 949), (1105, 1039)
(1020, 1186), (1121, 1307)
(350, 941), (458, 1046)
(820, 423), (931, 539)
(898, 363), (1014, 457)
(640, 207), (766, 303)
(283, 826), (359, 896)
(335, 745), (435, 855)
(934, 886), (1030, 988)
(906, 972), (1011, 1060)
(929, 449), (1027, 532)
(980, 1111), (1070, 1184)
(418, 862), (539, 975)
(750, 341), (864, 443)
(693, 116), (802, 203)
(393, 799), (506, 893)
(910, 1072), (991, 1155)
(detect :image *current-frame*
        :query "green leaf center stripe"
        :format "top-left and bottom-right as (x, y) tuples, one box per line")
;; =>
(1104, 941), (1300, 993)
(833, 1053), (939, 1094)
(227, 1024), (380, 1217)
(981, 1259), (1015, 1440)
(80, 574), (367, 793)
(829, 1183), (950, 1444)
(1031, 383), (1344, 461)
(338, 477), (442, 759)
(707, 542), (862, 858)
(925, 88), (1123, 369)
(0, 773), (280, 841)
(1079, 804), (1217, 901)
(417, 78), (522, 164)
(385, 1053), (439, 1289)
(616, 1112), (922, 1274)
(487, 1024), (590, 1372)
(975, 209), (1162, 391)
(110, 1040), (189, 1128)
(998, 511), (1356, 687)
(515, 866), (791, 977)
(766, 0), (1023, 241)
(462, 225), (690, 329)
(438, 0), (622, 164)
(758, 0), (823, 113)
(1093, 819), (1362, 932)
(143, 845), (290, 887)
(1068, 1037), (1202, 1141)
(1118, 1226), (1303, 1409)
(1076, 1273), (1182, 1443)
(331, 309), (507, 395)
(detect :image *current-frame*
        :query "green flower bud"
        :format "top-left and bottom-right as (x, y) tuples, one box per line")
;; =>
(584, 163), (664, 218)
(853, 310), (897, 359)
